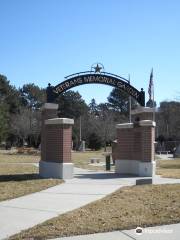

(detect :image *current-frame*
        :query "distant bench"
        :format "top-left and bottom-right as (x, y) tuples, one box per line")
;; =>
(90, 158), (101, 164)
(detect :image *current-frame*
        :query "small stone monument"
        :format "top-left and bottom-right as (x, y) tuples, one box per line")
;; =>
(174, 145), (180, 158)
(79, 140), (85, 152)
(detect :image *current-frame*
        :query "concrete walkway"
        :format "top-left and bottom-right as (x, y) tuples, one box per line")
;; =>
(156, 154), (174, 160)
(53, 223), (180, 240)
(0, 168), (135, 239)
(0, 168), (180, 239)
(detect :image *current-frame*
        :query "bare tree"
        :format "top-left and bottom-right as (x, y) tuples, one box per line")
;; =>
(11, 107), (41, 147)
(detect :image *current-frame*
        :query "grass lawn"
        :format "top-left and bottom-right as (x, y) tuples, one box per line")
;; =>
(1, 148), (179, 204)
(0, 150), (40, 163)
(0, 149), (108, 202)
(156, 159), (180, 178)
(10, 183), (180, 240)
(0, 163), (63, 202)
(0, 149), (108, 170)
(1, 151), (180, 238)
(72, 151), (108, 171)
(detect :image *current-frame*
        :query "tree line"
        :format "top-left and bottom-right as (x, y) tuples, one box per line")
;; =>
(0, 74), (180, 150)
(0, 74), (131, 150)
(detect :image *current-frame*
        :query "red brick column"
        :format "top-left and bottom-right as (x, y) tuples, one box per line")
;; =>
(139, 121), (155, 162)
(41, 103), (59, 164)
(39, 118), (74, 179)
(39, 103), (74, 179)
(114, 107), (156, 177)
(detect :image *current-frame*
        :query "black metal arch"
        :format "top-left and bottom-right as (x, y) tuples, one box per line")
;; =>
(47, 72), (145, 106)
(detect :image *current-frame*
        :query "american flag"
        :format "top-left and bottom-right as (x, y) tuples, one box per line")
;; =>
(148, 69), (154, 100)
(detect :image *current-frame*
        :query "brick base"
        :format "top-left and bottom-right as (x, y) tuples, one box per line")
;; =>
(115, 160), (156, 177)
(39, 161), (74, 179)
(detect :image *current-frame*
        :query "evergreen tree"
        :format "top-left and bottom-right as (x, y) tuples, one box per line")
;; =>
(0, 75), (21, 143)
(108, 87), (138, 119)
(56, 90), (88, 119)
(0, 74), (20, 114)
(88, 132), (102, 150)
(89, 98), (98, 115)
(19, 83), (46, 109)
(0, 104), (9, 142)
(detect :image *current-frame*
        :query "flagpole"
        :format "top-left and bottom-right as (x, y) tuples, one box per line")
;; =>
(128, 74), (131, 123)
(152, 68), (155, 122)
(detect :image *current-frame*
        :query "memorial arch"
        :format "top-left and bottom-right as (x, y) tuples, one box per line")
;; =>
(39, 66), (155, 180)
(46, 70), (145, 106)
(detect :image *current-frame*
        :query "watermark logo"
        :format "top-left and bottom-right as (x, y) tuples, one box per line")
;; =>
(135, 227), (143, 235)
(135, 226), (173, 235)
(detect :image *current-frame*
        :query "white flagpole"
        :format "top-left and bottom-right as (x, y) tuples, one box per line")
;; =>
(152, 68), (155, 122)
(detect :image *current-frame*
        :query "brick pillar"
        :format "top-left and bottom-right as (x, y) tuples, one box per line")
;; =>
(39, 118), (74, 179)
(41, 103), (58, 164)
(114, 107), (156, 177)
(137, 120), (156, 176)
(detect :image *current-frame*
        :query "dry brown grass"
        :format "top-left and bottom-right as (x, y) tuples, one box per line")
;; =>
(0, 150), (40, 163)
(157, 169), (180, 178)
(0, 163), (38, 175)
(156, 159), (180, 178)
(0, 150), (108, 170)
(0, 149), (108, 202)
(72, 151), (106, 171)
(0, 163), (63, 202)
(10, 184), (180, 240)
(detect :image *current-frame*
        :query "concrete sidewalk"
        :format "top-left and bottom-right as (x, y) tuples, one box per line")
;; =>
(0, 168), (180, 239)
(156, 154), (173, 160)
(0, 168), (135, 239)
(53, 223), (180, 240)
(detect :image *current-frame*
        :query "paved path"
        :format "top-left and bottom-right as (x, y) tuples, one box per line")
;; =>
(0, 168), (180, 239)
(156, 154), (174, 160)
(53, 223), (180, 240)
(0, 168), (135, 239)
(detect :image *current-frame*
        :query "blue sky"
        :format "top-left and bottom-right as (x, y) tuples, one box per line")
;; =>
(0, 0), (180, 105)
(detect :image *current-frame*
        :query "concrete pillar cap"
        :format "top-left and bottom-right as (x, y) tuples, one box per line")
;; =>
(139, 120), (156, 127)
(131, 106), (155, 115)
(116, 123), (134, 129)
(45, 118), (74, 125)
